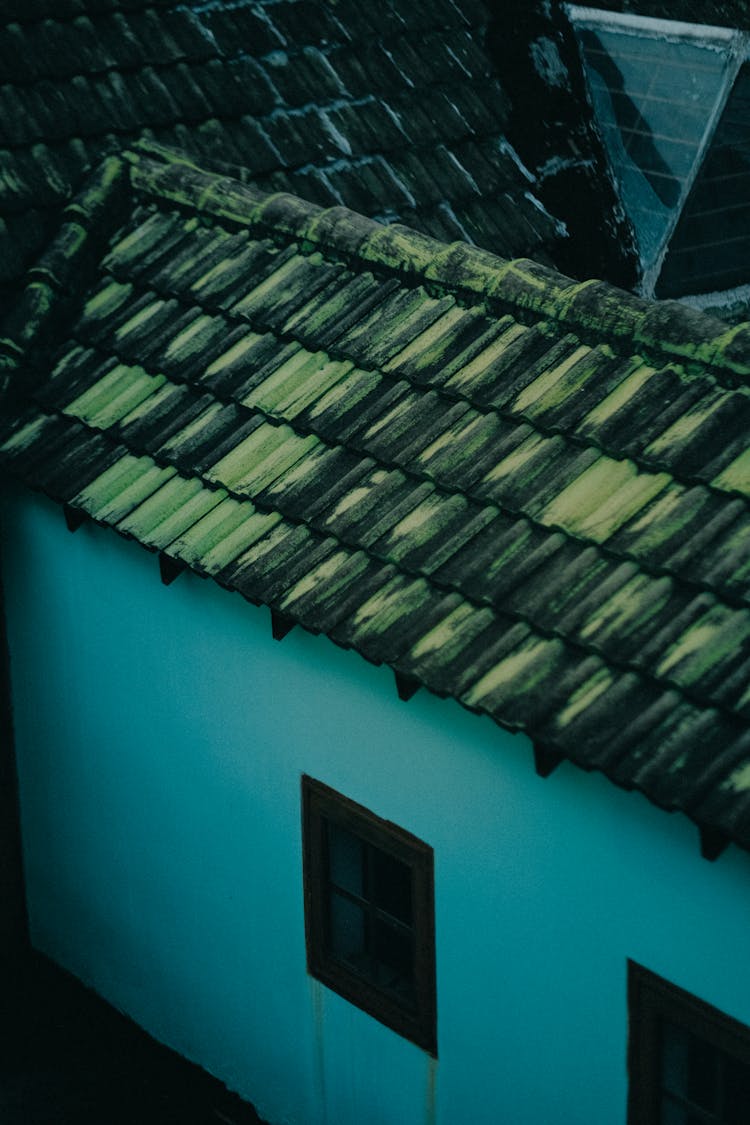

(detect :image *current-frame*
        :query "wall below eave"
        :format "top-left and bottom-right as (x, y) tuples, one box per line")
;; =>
(3, 482), (750, 1125)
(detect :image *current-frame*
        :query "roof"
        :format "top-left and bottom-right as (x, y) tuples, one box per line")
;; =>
(0, 0), (561, 298)
(3, 144), (750, 854)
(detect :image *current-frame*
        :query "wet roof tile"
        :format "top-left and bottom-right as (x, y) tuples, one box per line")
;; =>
(5, 145), (750, 852)
(0, 0), (561, 296)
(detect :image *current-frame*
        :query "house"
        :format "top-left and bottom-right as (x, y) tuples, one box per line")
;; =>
(2, 139), (750, 1123)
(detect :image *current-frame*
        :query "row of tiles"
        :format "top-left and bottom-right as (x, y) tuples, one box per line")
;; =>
(58, 301), (750, 560)
(0, 61), (503, 156)
(0, 34), (501, 151)
(97, 207), (750, 498)
(1, 16), (490, 93)
(0, 0), (482, 78)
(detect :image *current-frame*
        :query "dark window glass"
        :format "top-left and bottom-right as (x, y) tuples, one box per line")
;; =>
(725, 1056), (750, 1125)
(370, 847), (412, 924)
(328, 822), (363, 896)
(662, 1023), (718, 1112)
(302, 776), (436, 1054)
(658, 65), (750, 296)
(329, 892), (365, 963)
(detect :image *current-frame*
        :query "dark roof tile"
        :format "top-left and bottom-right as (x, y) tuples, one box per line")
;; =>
(0, 0), (561, 298)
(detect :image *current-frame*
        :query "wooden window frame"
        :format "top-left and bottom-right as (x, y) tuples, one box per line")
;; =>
(628, 961), (750, 1124)
(302, 775), (437, 1055)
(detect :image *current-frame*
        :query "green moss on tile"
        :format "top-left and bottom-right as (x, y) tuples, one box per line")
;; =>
(83, 279), (134, 321)
(658, 606), (750, 685)
(463, 634), (559, 708)
(579, 573), (672, 645)
(555, 667), (614, 728)
(578, 361), (656, 432)
(541, 456), (671, 542)
(351, 575), (430, 635)
(512, 343), (592, 414)
(280, 549), (357, 608)
(201, 508), (285, 574)
(409, 603), (492, 663)
(712, 447), (750, 497)
(169, 497), (258, 565)
(359, 224), (440, 277)
(723, 762), (750, 792)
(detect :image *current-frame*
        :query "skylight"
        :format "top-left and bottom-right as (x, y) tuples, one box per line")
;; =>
(568, 6), (750, 301)
(659, 64), (750, 296)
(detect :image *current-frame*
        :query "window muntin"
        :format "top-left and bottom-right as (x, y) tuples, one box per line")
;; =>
(302, 776), (437, 1055)
(628, 962), (750, 1124)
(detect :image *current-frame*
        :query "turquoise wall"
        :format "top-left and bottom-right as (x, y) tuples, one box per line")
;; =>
(3, 483), (750, 1125)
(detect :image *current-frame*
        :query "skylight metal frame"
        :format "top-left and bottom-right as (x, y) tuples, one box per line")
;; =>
(568, 6), (736, 46)
(567, 5), (750, 300)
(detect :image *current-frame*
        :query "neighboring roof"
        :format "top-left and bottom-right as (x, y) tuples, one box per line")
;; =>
(3, 145), (750, 853)
(0, 0), (561, 298)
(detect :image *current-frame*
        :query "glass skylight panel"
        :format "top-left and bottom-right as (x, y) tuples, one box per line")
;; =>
(658, 64), (750, 297)
(575, 16), (731, 270)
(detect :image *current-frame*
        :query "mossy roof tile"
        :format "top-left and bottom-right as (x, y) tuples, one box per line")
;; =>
(5, 146), (750, 850)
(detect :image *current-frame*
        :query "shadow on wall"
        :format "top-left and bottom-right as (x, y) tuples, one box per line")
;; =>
(0, 561), (28, 970)
(1, 951), (268, 1125)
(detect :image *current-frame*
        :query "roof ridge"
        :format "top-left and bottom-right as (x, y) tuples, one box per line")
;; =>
(126, 142), (750, 383)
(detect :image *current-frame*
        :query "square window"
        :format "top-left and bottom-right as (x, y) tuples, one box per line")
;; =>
(628, 962), (750, 1124)
(301, 776), (437, 1055)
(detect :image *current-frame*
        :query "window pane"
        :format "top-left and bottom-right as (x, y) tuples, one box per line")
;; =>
(330, 891), (365, 966)
(686, 1034), (719, 1111)
(659, 65), (750, 296)
(372, 918), (414, 998)
(369, 846), (412, 924)
(662, 1021), (719, 1111)
(328, 822), (363, 896)
(660, 1096), (688, 1125)
(663, 1021), (691, 1096)
(723, 1054), (750, 1124)
(577, 24), (729, 268)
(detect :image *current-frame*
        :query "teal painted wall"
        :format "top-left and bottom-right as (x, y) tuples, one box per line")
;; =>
(3, 483), (750, 1125)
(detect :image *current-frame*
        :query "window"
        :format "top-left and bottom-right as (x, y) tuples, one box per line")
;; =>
(301, 775), (437, 1055)
(628, 961), (750, 1124)
(568, 6), (750, 300)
